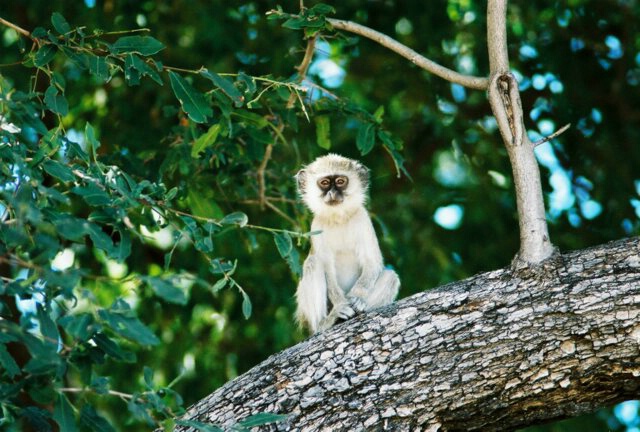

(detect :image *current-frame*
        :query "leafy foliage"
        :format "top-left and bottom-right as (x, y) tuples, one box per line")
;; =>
(0, 0), (638, 431)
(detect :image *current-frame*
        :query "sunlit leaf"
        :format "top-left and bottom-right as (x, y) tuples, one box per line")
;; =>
(220, 211), (248, 227)
(315, 115), (331, 149)
(192, 123), (221, 157)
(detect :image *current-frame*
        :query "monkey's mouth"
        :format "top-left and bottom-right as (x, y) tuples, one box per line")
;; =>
(325, 198), (343, 206)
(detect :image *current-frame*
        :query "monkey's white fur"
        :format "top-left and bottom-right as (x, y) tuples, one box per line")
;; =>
(295, 154), (400, 333)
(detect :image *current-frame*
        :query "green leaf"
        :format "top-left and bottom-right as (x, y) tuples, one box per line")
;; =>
(200, 70), (244, 107)
(191, 123), (221, 157)
(36, 305), (60, 346)
(220, 211), (248, 227)
(211, 278), (227, 293)
(0, 344), (20, 378)
(86, 223), (115, 254)
(142, 276), (188, 305)
(59, 313), (95, 342)
(72, 183), (111, 206)
(373, 105), (385, 123)
(88, 55), (110, 82)
(124, 54), (141, 85)
(356, 122), (376, 156)
(34, 45), (57, 67)
(93, 333), (136, 362)
(315, 115), (331, 149)
(273, 232), (292, 258)
(80, 405), (116, 432)
(143, 366), (154, 388)
(237, 413), (288, 428)
(53, 394), (78, 432)
(85, 122), (101, 157)
(51, 12), (72, 35)
(112, 36), (165, 56)
(284, 244), (302, 277)
(98, 301), (160, 346)
(21, 407), (52, 431)
(309, 3), (336, 15)
(44, 85), (68, 116)
(175, 419), (223, 432)
(169, 71), (212, 123)
(42, 159), (75, 182)
(241, 290), (252, 319)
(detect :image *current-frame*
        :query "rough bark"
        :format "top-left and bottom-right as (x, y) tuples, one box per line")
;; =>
(175, 236), (640, 431)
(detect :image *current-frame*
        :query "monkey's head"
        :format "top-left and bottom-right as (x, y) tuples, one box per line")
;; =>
(296, 154), (370, 219)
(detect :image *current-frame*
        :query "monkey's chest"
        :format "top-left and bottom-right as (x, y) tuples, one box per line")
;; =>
(319, 230), (362, 291)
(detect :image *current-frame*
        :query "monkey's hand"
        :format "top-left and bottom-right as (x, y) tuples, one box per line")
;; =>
(334, 302), (356, 320)
(347, 293), (368, 313)
(318, 303), (356, 331)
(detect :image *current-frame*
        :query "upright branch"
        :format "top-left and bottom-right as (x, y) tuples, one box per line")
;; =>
(486, 0), (555, 265)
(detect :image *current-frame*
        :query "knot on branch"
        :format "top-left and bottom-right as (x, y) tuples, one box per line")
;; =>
(488, 72), (524, 147)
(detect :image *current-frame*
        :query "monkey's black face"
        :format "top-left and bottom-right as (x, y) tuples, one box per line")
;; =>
(317, 175), (349, 206)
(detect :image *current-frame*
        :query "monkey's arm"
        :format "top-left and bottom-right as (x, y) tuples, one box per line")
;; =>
(347, 213), (388, 311)
(295, 254), (328, 333)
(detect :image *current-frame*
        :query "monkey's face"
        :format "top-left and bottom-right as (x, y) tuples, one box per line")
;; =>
(296, 154), (369, 218)
(317, 175), (349, 206)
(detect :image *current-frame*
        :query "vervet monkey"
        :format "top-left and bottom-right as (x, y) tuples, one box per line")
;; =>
(295, 154), (400, 333)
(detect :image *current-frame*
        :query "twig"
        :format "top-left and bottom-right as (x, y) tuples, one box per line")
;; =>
(257, 143), (274, 210)
(533, 123), (571, 147)
(0, 17), (31, 38)
(287, 35), (317, 108)
(327, 18), (488, 90)
(59, 387), (133, 400)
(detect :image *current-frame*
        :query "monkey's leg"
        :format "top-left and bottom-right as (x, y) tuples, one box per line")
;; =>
(295, 255), (328, 333)
(349, 268), (400, 312)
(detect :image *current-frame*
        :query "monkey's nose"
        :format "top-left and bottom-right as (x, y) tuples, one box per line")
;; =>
(325, 190), (343, 205)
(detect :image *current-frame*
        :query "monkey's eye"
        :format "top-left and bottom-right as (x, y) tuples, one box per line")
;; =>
(335, 176), (348, 188)
(318, 178), (331, 189)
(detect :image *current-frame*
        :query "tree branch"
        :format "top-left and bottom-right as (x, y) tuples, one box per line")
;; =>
(0, 16), (31, 38)
(486, 0), (554, 265)
(327, 18), (488, 90)
(173, 237), (640, 431)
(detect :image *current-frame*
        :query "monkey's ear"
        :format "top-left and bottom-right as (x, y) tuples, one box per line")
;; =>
(355, 164), (370, 189)
(295, 169), (307, 192)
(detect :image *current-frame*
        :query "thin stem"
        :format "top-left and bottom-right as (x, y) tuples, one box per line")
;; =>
(0, 17), (31, 38)
(327, 18), (488, 90)
(257, 143), (273, 209)
(59, 387), (133, 400)
(287, 35), (317, 108)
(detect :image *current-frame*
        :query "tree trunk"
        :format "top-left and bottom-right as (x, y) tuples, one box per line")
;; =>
(175, 237), (640, 431)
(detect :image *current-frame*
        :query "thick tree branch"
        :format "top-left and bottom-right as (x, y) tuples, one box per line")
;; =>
(486, 0), (554, 265)
(174, 237), (640, 431)
(327, 18), (489, 90)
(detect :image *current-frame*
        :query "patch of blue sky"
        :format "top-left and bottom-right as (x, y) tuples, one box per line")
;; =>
(434, 204), (464, 230)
